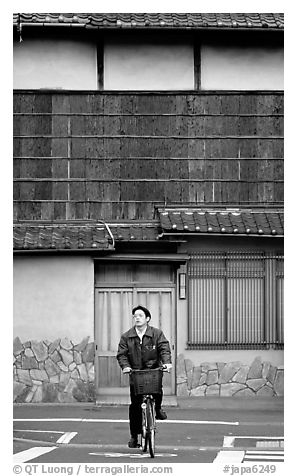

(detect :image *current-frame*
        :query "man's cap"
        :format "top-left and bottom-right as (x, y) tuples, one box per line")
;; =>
(132, 305), (151, 320)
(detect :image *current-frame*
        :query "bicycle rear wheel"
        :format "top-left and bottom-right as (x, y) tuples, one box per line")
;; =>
(146, 399), (156, 458)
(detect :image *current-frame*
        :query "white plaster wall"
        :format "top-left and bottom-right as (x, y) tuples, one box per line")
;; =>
(104, 40), (194, 90)
(13, 38), (97, 90)
(201, 43), (283, 90)
(13, 256), (94, 342)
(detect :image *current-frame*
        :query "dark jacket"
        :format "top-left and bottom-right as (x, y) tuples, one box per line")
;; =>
(116, 325), (171, 370)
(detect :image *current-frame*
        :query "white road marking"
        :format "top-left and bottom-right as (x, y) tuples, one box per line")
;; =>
(244, 450), (284, 461)
(223, 436), (235, 447)
(89, 452), (178, 458)
(213, 450), (245, 463)
(14, 418), (239, 425)
(13, 446), (57, 464)
(14, 429), (64, 434)
(56, 432), (78, 444)
(223, 435), (284, 448)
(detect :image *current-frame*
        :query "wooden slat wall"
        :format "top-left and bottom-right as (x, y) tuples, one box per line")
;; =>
(13, 92), (284, 221)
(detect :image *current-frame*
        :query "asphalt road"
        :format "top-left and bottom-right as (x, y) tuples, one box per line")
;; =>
(13, 399), (284, 465)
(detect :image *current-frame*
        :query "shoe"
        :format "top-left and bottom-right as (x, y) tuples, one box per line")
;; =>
(155, 408), (167, 420)
(128, 437), (138, 448)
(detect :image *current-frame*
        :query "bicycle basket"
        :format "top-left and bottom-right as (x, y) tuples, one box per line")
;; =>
(132, 369), (163, 395)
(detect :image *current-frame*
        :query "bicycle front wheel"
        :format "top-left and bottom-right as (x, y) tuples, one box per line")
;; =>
(146, 400), (156, 458)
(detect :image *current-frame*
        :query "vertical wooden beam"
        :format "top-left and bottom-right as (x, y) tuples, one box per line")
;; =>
(97, 37), (104, 91)
(193, 37), (201, 91)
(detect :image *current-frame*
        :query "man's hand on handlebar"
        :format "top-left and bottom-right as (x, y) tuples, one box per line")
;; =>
(122, 367), (132, 374)
(162, 364), (172, 372)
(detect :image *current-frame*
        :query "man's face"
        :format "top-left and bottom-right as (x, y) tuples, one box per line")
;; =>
(133, 309), (149, 328)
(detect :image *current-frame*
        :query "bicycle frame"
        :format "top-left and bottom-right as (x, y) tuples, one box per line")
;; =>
(130, 367), (166, 458)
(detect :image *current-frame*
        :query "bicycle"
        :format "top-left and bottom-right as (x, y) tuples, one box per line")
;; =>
(130, 367), (167, 458)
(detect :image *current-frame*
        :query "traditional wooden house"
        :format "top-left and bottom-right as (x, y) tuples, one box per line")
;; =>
(13, 13), (284, 404)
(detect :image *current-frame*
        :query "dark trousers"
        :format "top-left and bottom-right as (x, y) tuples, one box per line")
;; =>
(129, 385), (163, 437)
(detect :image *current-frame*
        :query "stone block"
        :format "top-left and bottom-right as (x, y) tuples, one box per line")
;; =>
(24, 348), (34, 357)
(267, 365), (277, 385)
(45, 358), (60, 377)
(32, 385), (43, 403)
(185, 358), (194, 374)
(177, 382), (189, 397)
(234, 388), (255, 397)
(201, 362), (217, 372)
(219, 362), (241, 384)
(13, 382), (26, 401)
(191, 366), (202, 389)
(48, 339), (61, 355)
(82, 343), (95, 363)
(220, 383), (246, 396)
(274, 370), (284, 396)
(31, 341), (48, 362)
(25, 388), (35, 403)
(49, 375), (59, 384)
(74, 351), (82, 365)
(186, 369), (193, 390)
(176, 354), (186, 379)
(22, 356), (39, 370)
(59, 349), (73, 367)
(30, 369), (49, 382)
(247, 357), (263, 379)
(24, 341), (31, 348)
(206, 370), (219, 386)
(42, 383), (59, 402)
(206, 384), (220, 396)
(57, 361), (68, 372)
(51, 350), (61, 363)
(77, 363), (88, 381)
(199, 373), (207, 385)
(86, 363), (95, 381)
(257, 385), (275, 397)
(17, 369), (32, 386)
(246, 378), (266, 392)
(60, 337), (73, 351)
(74, 336), (89, 352)
(13, 337), (24, 356)
(69, 362), (76, 371)
(262, 361), (271, 380)
(190, 385), (206, 396)
(232, 366), (249, 384)
(71, 369), (79, 379)
(32, 380), (42, 386)
(217, 362), (226, 376)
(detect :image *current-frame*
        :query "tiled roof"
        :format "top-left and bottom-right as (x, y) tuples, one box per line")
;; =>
(13, 222), (161, 251)
(158, 209), (284, 237)
(13, 13), (284, 30)
(13, 224), (114, 251)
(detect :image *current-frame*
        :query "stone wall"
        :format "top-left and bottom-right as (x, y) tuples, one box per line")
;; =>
(13, 336), (95, 403)
(13, 337), (284, 402)
(177, 354), (284, 397)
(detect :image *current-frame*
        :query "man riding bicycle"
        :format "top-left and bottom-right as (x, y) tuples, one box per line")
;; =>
(116, 305), (172, 448)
